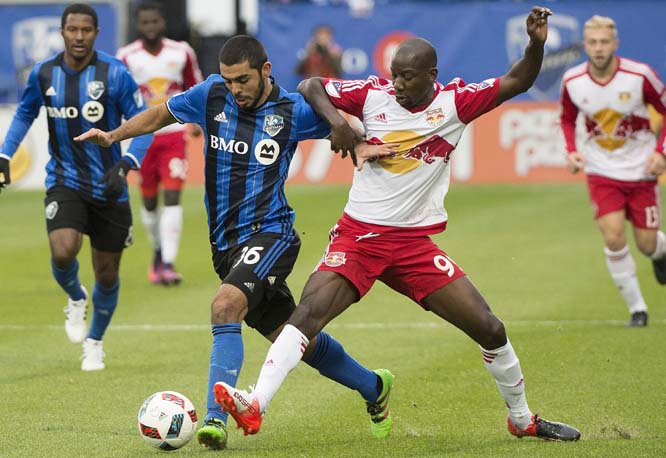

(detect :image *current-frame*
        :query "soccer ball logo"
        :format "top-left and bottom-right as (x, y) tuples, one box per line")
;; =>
(137, 391), (198, 451)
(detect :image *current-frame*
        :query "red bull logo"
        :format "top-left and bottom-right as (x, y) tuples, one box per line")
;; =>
(141, 78), (182, 106)
(425, 108), (444, 127)
(371, 131), (455, 174)
(587, 109), (650, 151)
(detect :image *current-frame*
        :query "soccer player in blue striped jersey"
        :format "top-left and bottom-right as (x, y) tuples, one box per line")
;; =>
(76, 35), (396, 449)
(0, 4), (152, 371)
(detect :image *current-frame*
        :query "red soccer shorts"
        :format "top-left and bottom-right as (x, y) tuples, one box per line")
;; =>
(140, 130), (188, 198)
(586, 174), (661, 229)
(315, 213), (466, 307)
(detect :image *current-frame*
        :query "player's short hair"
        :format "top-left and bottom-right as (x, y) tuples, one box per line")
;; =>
(135, 1), (165, 19)
(584, 15), (618, 39)
(61, 3), (98, 29)
(219, 35), (267, 71)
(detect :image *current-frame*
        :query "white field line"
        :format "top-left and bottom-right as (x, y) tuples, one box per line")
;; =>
(0, 319), (664, 331)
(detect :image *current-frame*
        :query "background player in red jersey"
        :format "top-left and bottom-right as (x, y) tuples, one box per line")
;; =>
(560, 15), (666, 327)
(214, 6), (581, 443)
(117, 2), (203, 285)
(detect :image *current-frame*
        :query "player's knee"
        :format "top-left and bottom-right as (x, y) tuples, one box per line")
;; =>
(51, 252), (76, 268)
(210, 294), (245, 324)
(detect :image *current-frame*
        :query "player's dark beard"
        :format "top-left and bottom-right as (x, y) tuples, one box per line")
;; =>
(242, 77), (267, 111)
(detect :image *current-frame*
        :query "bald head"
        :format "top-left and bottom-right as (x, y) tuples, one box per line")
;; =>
(392, 38), (437, 70)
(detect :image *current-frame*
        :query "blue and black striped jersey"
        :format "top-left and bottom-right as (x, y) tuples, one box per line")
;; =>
(0, 51), (152, 202)
(167, 75), (330, 250)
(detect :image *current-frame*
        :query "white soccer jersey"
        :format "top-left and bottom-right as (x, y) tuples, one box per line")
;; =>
(323, 75), (500, 231)
(117, 38), (203, 135)
(560, 57), (666, 181)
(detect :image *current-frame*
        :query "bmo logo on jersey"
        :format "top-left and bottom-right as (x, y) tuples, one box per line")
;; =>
(46, 102), (104, 122)
(255, 139), (280, 165)
(209, 134), (249, 154)
(46, 106), (78, 119)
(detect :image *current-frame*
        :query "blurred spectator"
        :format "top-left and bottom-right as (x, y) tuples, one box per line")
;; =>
(295, 24), (343, 78)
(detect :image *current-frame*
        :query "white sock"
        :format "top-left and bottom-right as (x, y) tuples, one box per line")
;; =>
(604, 246), (648, 313)
(140, 207), (161, 251)
(650, 231), (666, 260)
(254, 324), (309, 412)
(480, 340), (532, 430)
(160, 205), (183, 264)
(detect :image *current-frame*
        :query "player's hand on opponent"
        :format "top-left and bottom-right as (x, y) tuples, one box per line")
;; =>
(74, 128), (114, 147)
(353, 142), (399, 171)
(566, 152), (585, 174)
(526, 6), (552, 44)
(330, 121), (364, 167)
(0, 157), (10, 193)
(98, 159), (132, 200)
(645, 152), (666, 176)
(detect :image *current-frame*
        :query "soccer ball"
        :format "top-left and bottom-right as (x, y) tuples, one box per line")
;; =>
(137, 391), (198, 451)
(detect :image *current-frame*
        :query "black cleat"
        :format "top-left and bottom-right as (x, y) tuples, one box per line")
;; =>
(627, 311), (648, 327)
(508, 415), (581, 441)
(652, 255), (666, 285)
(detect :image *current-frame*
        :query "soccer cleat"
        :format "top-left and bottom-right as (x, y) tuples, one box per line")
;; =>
(366, 369), (394, 438)
(64, 285), (88, 343)
(81, 338), (105, 371)
(160, 264), (183, 286)
(627, 311), (648, 327)
(148, 251), (163, 284)
(197, 418), (228, 450)
(213, 382), (263, 435)
(507, 414), (581, 441)
(652, 255), (666, 285)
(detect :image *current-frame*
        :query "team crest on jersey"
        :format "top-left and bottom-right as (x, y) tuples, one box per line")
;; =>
(324, 252), (346, 267)
(425, 108), (444, 127)
(618, 92), (631, 102)
(86, 81), (105, 100)
(264, 115), (284, 137)
(45, 201), (59, 220)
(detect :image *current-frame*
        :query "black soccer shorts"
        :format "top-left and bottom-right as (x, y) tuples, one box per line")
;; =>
(44, 185), (133, 252)
(211, 231), (301, 336)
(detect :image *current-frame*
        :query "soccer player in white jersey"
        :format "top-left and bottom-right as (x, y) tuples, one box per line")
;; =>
(560, 16), (666, 327)
(213, 6), (581, 442)
(116, 2), (203, 285)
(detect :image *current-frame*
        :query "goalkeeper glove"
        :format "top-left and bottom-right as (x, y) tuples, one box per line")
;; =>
(98, 158), (132, 200)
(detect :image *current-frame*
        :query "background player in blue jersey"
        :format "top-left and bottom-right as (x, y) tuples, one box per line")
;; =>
(76, 35), (396, 449)
(0, 4), (152, 371)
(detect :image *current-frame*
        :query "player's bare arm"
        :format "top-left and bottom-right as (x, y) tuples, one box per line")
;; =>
(566, 151), (585, 174)
(74, 103), (176, 147)
(497, 6), (551, 104)
(645, 152), (666, 175)
(297, 77), (361, 157)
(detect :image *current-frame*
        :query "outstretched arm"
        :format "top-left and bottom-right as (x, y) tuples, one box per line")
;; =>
(497, 6), (552, 104)
(298, 77), (361, 160)
(74, 103), (175, 147)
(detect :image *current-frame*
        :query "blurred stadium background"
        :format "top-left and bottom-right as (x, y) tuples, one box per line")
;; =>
(3, 0), (665, 190)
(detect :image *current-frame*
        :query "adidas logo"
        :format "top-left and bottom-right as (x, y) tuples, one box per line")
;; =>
(244, 282), (255, 292)
(214, 111), (228, 123)
(267, 276), (276, 286)
(45, 86), (56, 96)
(374, 113), (387, 123)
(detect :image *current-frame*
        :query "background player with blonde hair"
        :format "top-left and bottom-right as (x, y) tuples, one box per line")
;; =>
(560, 15), (666, 327)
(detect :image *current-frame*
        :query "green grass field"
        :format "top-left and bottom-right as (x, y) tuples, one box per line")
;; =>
(1, 183), (665, 457)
